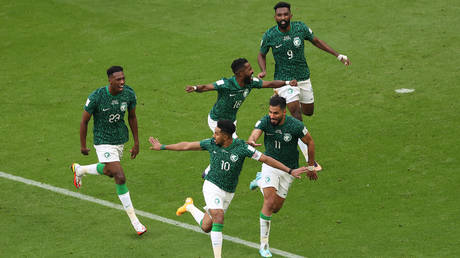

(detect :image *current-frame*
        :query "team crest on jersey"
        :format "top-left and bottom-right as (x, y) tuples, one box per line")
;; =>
(230, 154), (239, 162)
(293, 37), (301, 47)
(120, 102), (127, 111)
(243, 89), (249, 98)
(283, 133), (292, 142)
(111, 100), (119, 105)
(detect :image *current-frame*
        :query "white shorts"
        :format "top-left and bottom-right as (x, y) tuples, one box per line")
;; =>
(94, 144), (124, 163)
(259, 163), (294, 199)
(207, 114), (238, 139)
(274, 79), (314, 104)
(202, 180), (235, 212)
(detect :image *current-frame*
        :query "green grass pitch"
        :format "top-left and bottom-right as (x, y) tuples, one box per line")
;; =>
(1, 0), (459, 257)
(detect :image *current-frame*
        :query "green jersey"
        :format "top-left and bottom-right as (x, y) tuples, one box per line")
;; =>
(84, 85), (137, 145)
(209, 76), (263, 122)
(200, 138), (262, 193)
(255, 115), (308, 169)
(260, 21), (314, 81)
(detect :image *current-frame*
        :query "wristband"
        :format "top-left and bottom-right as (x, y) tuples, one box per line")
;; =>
(285, 80), (290, 85)
(192, 86), (197, 91)
(288, 168), (293, 175)
(337, 54), (348, 61)
(160, 144), (166, 150)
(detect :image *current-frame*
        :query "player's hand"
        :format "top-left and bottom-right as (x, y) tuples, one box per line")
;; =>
(246, 140), (262, 147)
(342, 58), (351, 66)
(149, 137), (162, 150)
(130, 144), (139, 159)
(338, 55), (351, 66)
(291, 167), (308, 179)
(81, 147), (90, 155)
(257, 71), (266, 79)
(289, 79), (298, 86)
(185, 86), (196, 93)
(306, 169), (318, 180)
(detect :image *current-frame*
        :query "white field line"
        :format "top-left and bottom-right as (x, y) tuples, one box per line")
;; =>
(0, 171), (305, 258)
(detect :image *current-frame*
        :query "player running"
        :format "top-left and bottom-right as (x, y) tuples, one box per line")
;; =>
(149, 120), (309, 258)
(248, 95), (318, 257)
(70, 66), (146, 235)
(257, 1), (351, 169)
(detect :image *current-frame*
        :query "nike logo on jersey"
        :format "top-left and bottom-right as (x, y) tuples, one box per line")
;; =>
(103, 108), (110, 111)
(275, 44), (282, 48)
(266, 133), (274, 135)
(229, 94), (237, 97)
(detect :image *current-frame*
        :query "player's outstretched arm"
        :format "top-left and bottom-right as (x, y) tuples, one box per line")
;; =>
(149, 137), (202, 151)
(185, 84), (215, 93)
(247, 129), (263, 147)
(262, 79), (298, 88)
(257, 52), (267, 78)
(300, 132), (318, 180)
(80, 111), (92, 155)
(258, 154), (308, 179)
(128, 107), (139, 159)
(311, 37), (351, 66)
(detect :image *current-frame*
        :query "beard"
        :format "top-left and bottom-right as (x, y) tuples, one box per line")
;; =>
(270, 119), (281, 126)
(244, 75), (252, 84)
(277, 19), (289, 29)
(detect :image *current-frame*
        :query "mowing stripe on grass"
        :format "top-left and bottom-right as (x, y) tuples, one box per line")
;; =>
(0, 171), (304, 258)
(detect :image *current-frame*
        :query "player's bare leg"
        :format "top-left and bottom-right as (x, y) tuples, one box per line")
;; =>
(259, 187), (285, 257)
(301, 102), (314, 116)
(104, 162), (146, 235)
(208, 209), (224, 258)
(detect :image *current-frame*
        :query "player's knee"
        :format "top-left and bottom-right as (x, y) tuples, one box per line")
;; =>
(272, 205), (282, 213)
(114, 172), (126, 184)
(302, 110), (314, 116)
(264, 199), (276, 212)
(290, 109), (303, 120)
(202, 225), (212, 233)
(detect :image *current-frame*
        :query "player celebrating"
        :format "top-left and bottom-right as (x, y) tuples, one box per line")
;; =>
(248, 96), (318, 257)
(70, 66), (146, 235)
(185, 57), (298, 178)
(257, 1), (351, 168)
(149, 120), (308, 258)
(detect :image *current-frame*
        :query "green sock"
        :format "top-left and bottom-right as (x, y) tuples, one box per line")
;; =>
(96, 163), (105, 175)
(211, 223), (224, 232)
(260, 211), (272, 221)
(116, 183), (129, 195)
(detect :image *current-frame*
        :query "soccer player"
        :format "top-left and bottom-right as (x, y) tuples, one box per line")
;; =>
(148, 120), (308, 258)
(247, 95), (318, 257)
(257, 1), (351, 167)
(185, 57), (298, 177)
(70, 66), (146, 235)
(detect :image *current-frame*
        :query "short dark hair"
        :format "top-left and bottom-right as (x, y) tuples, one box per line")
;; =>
(217, 120), (236, 137)
(231, 58), (248, 74)
(107, 66), (123, 78)
(269, 95), (287, 110)
(274, 1), (291, 11)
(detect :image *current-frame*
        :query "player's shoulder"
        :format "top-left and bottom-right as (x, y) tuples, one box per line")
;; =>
(264, 25), (279, 37)
(123, 85), (135, 93)
(286, 115), (305, 127)
(251, 76), (262, 86)
(255, 115), (269, 128)
(215, 77), (231, 86)
(88, 86), (106, 98)
(292, 21), (312, 34)
(200, 137), (215, 147)
(233, 138), (255, 152)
